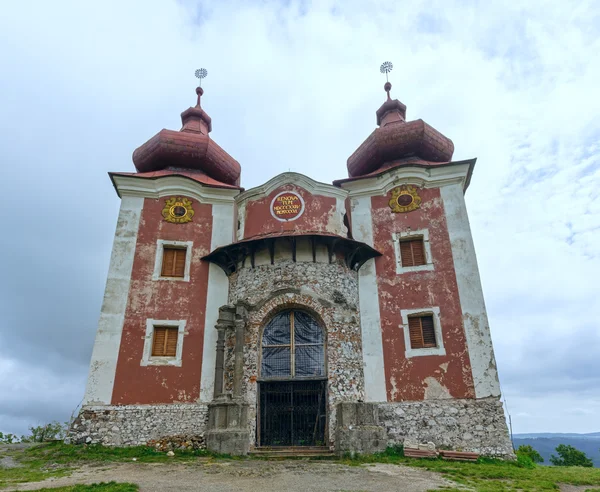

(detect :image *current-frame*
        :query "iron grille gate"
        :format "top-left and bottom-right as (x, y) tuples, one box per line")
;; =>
(258, 380), (327, 447)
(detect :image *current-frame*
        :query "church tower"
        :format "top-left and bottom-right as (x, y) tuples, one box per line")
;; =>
(71, 68), (513, 459)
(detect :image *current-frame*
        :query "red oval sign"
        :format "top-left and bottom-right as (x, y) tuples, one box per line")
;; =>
(270, 191), (305, 222)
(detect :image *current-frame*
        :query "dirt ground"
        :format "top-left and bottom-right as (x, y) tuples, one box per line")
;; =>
(10, 459), (457, 492)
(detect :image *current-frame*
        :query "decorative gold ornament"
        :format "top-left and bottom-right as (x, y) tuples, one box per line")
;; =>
(162, 197), (194, 223)
(388, 185), (422, 213)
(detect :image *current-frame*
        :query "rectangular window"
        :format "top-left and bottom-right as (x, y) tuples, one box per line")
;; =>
(408, 315), (437, 349)
(161, 247), (186, 278)
(151, 326), (179, 357)
(399, 239), (426, 267)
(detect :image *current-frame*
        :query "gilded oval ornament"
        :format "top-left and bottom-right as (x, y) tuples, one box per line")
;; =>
(389, 185), (422, 213)
(162, 197), (194, 223)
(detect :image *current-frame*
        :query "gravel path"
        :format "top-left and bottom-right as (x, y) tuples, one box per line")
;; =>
(11, 459), (456, 491)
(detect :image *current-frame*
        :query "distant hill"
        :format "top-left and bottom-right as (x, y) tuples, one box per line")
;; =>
(513, 433), (600, 467)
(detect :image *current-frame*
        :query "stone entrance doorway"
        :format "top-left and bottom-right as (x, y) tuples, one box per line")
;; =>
(257, 309), (327, 447)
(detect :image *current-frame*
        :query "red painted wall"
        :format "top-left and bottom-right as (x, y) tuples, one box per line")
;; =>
(111, 197), (212, 404)
(371, 187), (475, 401)
(242, 185), (339, 239)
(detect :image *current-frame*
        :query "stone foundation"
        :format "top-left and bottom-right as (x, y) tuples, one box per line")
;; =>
(68, 404), (208, 447)
(206, 395), (250, 455)
(335, 402), (387, 456)
(378, 397), (514, 458)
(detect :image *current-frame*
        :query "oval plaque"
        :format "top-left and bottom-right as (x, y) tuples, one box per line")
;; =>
(270, 191), (305, 222)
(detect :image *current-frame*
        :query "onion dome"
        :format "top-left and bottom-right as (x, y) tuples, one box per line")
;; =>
(347, 82), (454, 178)
(132, 87), (241, 186)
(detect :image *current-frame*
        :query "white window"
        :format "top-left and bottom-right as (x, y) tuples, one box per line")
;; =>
(152, 240), (193, 282)
(141, 319), (186, 367)
(400, 307), (446, 358)
(392, 229), (434, 274)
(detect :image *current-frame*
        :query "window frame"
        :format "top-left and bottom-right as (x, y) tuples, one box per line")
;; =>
(259, 310), (326, 381)
(152, 240), (193, 282)
(392, 229), (434, 274)
(400, 307), (446, 358)
(141, 319), (186, 367)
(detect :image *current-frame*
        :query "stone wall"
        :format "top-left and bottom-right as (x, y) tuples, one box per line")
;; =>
(378, 397), (514, 457)
(226, 255), (364, 446)
(68, 404), (208, 447)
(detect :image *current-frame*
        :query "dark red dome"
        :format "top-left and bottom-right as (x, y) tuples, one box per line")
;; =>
(132, 87), (241, 187)
(347, 84), (454, 178)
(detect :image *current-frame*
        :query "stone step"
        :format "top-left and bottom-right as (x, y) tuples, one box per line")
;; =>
(250, 446), (335, 458)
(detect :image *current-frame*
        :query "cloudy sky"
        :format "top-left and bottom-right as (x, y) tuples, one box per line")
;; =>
(0, 0), (598, 437)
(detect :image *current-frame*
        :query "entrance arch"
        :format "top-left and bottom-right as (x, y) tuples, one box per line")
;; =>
(257, 309), (327, 447)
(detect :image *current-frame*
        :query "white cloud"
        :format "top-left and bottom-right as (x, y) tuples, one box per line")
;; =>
(0, 0), (598, 435)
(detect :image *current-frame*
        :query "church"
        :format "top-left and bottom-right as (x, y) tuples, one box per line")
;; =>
(70, 67), (513, 458)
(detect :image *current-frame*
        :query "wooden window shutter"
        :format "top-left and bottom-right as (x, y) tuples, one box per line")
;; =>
(152, 326), (178, 357)
(399, 239), (426, 267)
(420, 316), (436, 348)
(161, 247), (186, 277)
(408, 315), (437, 349)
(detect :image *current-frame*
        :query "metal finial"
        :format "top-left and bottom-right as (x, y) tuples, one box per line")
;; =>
(380, 61), (393, 82)
(195, 68), (208, 87)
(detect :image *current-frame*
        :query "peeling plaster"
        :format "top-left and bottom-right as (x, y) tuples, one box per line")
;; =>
(83, 195), (144, 405)
(440, 184), (501, 399)
(423, 377), (452, 400)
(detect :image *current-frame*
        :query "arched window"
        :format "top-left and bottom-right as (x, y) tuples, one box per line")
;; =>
(260, 310), (325, 379)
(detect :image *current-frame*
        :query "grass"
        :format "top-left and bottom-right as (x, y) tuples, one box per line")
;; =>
(23, 441), (219, 464)
(0, 445), (71, 489)
(30, 482), (138, 492)
(410, 458), (600, 491)
(341, 447), (600, 491)
(3, 443), (600, 491)
(0, 442), (224, 489)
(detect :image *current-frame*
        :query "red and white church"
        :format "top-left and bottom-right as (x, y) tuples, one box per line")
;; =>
(70, 73), (513, 457)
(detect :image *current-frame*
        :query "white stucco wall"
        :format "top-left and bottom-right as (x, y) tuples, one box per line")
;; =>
(199, 202), (235, 402)
(440, 183), (501, 398)
(83, 195), (144, 405)
(350, 195), (387, 402)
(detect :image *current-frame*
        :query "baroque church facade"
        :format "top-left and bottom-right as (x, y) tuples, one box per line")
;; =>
(70, 78), (513, 457)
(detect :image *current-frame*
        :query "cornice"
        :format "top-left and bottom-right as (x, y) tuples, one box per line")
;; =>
(110, 174), (240, 204)
(340, 160), (476, 198)
(236, 172), (348, 203)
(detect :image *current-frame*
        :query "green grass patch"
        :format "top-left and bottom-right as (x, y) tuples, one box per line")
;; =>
(1, 442), (228, 489)
(0, 445), (71, 489)
(341, 447), (600, 491)
(23, 441), (222, 464)
(29, 482), (138, 492)
(410, 457), (600, 491)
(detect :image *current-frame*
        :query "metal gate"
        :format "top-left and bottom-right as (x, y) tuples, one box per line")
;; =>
(258, 310), (327, 447)
(258, 379), (327, 447)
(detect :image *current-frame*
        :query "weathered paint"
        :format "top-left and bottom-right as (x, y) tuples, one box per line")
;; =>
(350, 195), (387, 402)
(242, 184), (338, 238)
(199, 202), (235, 402)
(111, 197), (212, 404)
(83, 195), (144, 405)
(440, 183), (501, 398)
(371, 187), (475, 401)
(237, 173), (348, 240)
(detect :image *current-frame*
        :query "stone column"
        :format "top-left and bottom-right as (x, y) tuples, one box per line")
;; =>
(233, 319), (245, 398)
(213, 327), (226, 398)
(206, 303), (250, 456)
